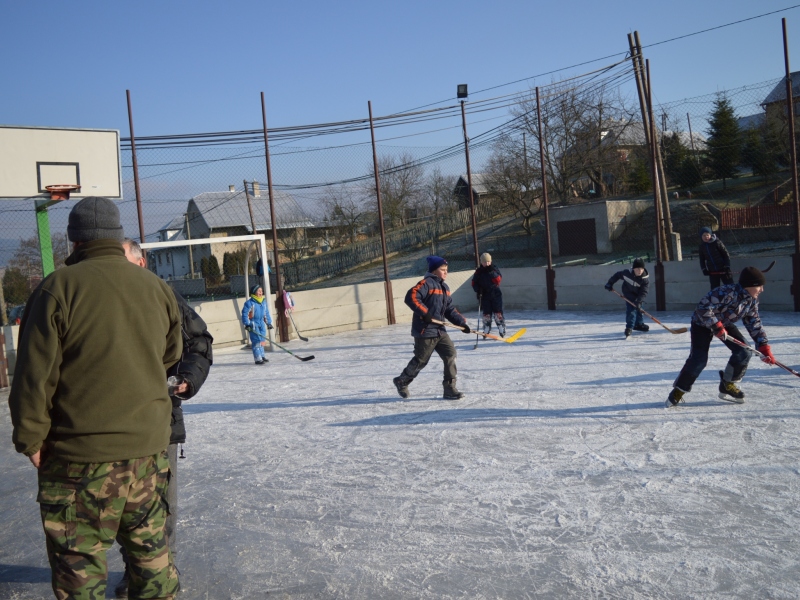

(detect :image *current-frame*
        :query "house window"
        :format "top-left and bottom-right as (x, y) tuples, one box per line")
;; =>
(166, 253), (171, 265)
(158, 254), (162, 266)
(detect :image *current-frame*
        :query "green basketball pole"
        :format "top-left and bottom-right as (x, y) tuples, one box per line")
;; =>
(35, 199), (57, 278)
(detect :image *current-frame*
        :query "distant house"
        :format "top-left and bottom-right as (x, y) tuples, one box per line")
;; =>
(760, 73), (800, 134)
(737, 113), (767, 131)
(148, 184), (319, 281)
(453, 173), (493, 209)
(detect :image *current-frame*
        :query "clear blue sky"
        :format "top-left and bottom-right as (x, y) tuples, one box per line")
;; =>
(3, 1), (800, 140)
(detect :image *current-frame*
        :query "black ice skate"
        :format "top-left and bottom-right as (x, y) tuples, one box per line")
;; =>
(393, 375), (412, 399)
(633, 323), (649, 332)
(624, 328), (632, 338)
(718, 371), (745, 403)
(443, 379), (464, 400)
(665, 387), (685, 408)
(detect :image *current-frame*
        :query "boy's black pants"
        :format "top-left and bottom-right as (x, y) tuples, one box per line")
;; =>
(673, 323), (751, 392)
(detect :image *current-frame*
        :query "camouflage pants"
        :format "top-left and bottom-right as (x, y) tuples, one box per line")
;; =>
(37, 450), (178, 600)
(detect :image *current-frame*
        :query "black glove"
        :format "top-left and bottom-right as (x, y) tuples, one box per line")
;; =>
(266, 323), (274, 330)
(702, 269), (709, 276)
(421, 312), (434, 324)
(461, 325), (471, 334)
(723, 267), (732, 277)
(604, 283), (613, 291)
(635, 301), (642, 310)
(245, 325), (253, 332)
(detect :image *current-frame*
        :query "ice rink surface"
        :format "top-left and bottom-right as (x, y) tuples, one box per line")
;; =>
(2, 309), (800, 599)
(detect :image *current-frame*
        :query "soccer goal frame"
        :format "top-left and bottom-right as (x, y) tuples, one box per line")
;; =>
(141, 233), (276, 347)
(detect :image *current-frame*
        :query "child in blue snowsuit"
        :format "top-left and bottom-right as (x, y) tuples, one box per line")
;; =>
(242, 284), (273, 364)
(605, 257), (650, 338)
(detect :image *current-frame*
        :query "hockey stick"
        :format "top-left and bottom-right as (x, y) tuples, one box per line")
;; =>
(432, 319), (526, 344)
(611, 290), (688, 334)
(473, 293), (482, 350)
(718, 335), (800, 378)
(709, 260), (776, 276)
(286, 310), (309, 342)
(247, 328), (315, 361)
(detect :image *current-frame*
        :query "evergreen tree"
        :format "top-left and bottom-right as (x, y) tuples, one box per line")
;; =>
(704, 96), (741, 190)
(662, 132), (688, 187)
(627, 158), (651, 195)
(741, 125), (781, 182)
(676, 157), (704, 189)
(2, 267), (30, 306)
(207, 254), (221, 284)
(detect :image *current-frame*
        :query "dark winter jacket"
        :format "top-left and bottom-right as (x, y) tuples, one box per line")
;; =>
(168, 291), (214, 445)
(606, 268), (649, 303)
(9, 240), (182, 462)
(691, 283), (768, 346)
(471, 264), (503, 298)
(699, 235), (731, 274)
(405, 273), (468, 338)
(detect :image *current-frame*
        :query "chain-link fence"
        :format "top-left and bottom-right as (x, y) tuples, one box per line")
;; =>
(3, 43), (799, 314)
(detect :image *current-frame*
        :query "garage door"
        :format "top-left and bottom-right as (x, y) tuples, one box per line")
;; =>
(557, 218), (598, 255)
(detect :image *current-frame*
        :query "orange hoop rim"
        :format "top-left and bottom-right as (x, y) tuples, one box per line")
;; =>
(45, 184), (81, 200)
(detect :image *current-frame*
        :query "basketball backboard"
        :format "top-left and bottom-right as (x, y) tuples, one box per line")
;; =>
(0, 125), (122, 199)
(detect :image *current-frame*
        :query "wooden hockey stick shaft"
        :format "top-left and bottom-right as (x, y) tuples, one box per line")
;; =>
(431, 319), (524, 343)
(611, 289), (687, 334)
(718, 334), (800, 378)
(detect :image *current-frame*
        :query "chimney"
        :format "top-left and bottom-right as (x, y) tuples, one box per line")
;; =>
(253, 181), (260, 197)
(228, 185), (235, 193)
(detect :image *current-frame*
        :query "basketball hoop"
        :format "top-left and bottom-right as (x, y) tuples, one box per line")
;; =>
(45, 184), (81, 201)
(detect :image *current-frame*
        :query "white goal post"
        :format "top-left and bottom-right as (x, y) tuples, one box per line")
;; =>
(141, 233), (276, 349)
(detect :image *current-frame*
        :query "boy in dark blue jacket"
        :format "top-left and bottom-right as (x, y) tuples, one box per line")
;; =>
(394, 256), (471, 400)
(471, 252), (505, 336)
(605, 257), (650, 338)
(699, 226), (733, 289)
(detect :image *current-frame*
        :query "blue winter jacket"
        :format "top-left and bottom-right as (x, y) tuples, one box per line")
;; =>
(606, 268), (649, 303)
(691, 283), (768, 346)
(241, 296), (273, 332)
(405, 273), (468, 338)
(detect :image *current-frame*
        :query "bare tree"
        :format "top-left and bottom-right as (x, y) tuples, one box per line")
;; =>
(362, 152), (425, 228)
(418, 167), (459, 252)
(320, 184), (370, 249)
(484, 134), (542, 234)
(8, 234), (71, 279)
(514, 81), (638, 204)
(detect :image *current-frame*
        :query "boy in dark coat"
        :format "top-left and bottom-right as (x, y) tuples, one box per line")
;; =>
(394, 256), (471, 400)
(605, 257), (650, 338)
(471, 252), (505, 337)
(667, 267), (774, 407)
(699, 226), (733, 289)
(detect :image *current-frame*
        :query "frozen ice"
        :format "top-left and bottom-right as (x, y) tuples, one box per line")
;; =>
(2, 309), (800, 598)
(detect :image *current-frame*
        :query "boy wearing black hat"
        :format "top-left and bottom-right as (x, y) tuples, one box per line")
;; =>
(394, 255), (472, 400)
(699, 226), (733, 289)
(604, 257), (650, 338)
(666, 266), (775, 407)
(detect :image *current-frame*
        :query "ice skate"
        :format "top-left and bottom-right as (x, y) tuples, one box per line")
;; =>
(633, 323), (649, 332)
(718, 371), (745, 403)
(624, 328), (632, 339)
(665, 387), (685, 408)
(443, 379), (464, 400)
(393, 375), (411, 399)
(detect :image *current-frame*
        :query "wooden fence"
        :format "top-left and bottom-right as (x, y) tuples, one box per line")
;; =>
(720, 204), (794, 229)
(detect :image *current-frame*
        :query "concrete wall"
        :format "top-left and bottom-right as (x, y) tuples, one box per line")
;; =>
(548, 199), (651, 256)
(1, 256), (791, 385)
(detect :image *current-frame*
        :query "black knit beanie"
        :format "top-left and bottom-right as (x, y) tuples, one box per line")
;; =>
(67, 196), (124, 242)
(632, 258), (645, 270)
(739, 267), (766, 288)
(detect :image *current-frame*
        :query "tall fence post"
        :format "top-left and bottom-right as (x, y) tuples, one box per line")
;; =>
(646, 60), (667, 311)
(536, 87), (556, 310)
(460, 100), (481, 268)
(782, 18), (800, 311)
(261, 92), (290, 342)
(368, 101), (396, 325)
(126, 90), (146, 244)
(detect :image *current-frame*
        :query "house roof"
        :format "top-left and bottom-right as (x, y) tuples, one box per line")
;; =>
(762, 72), (800, 105)
(737, 113), (766, 131)
(456, 173), (492, 195)
(189, 189), (316, 232)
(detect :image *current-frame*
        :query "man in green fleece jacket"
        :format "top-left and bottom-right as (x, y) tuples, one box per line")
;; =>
(8, 196), (183, 600)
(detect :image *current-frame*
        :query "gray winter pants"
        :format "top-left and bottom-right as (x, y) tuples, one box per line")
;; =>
(401, 334), (457, 382)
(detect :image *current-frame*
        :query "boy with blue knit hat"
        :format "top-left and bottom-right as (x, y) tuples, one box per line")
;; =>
(699, 226), (733, 289)
(393, 255), (472, 400)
